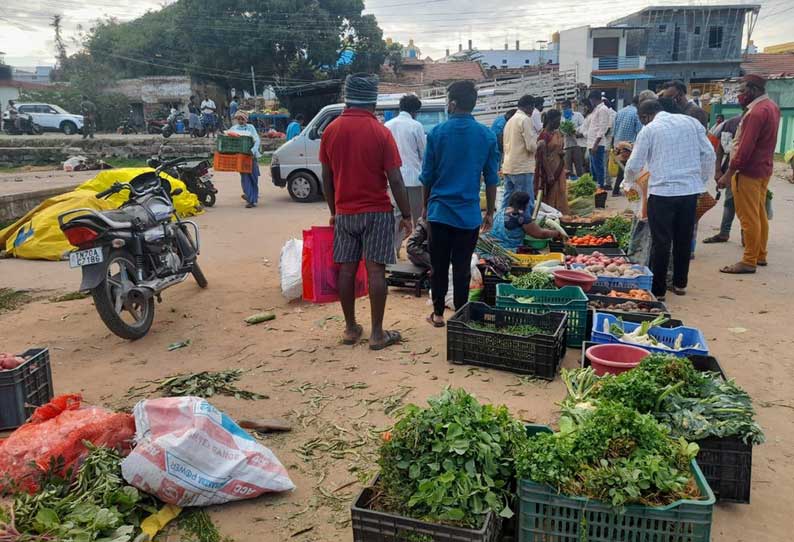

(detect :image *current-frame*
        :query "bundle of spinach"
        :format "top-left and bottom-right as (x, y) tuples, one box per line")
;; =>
(594, 216), (632, 251)
(1, 444), (158, 542)
(568, 175), (597, 199)
(516, 401), (700, 509)
(562, 354), (764, 445)
(510, 271), (554, 290)
(468, 322), (545, 337)
(378, 388), (527, 528)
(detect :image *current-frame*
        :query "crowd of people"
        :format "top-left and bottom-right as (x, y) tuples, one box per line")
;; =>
(313, 71), (782, 348)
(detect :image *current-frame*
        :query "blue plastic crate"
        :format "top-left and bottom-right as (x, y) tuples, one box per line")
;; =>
(591, 312), (709, 357)
(571, 264), (653, 290)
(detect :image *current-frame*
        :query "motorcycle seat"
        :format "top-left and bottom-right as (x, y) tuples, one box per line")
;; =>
(101, 206), (158, 228)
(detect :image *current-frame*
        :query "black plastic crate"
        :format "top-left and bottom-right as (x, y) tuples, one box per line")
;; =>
(447, 302), (567, 380)
(351, 476), (500, 542)
(0, 348), (53, 431)
(481, 265), (532, 306)
(594, 191), (608, 208)
(695, 436), (752, 503)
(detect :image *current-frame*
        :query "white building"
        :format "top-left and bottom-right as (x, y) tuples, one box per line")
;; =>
(439, 40), (559, 69)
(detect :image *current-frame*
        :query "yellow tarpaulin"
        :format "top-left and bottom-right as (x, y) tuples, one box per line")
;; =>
(0, 168), (203, 261)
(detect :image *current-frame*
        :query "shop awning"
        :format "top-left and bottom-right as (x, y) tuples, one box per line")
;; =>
(592, 73), (655, 81)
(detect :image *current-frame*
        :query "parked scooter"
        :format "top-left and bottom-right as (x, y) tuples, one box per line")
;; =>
(3, 113), (42, 135)
(148, 156), (218, 207)
(117, 109), (139, 134)
(58, 158), (207, 340)
(162, 109), (183, 138)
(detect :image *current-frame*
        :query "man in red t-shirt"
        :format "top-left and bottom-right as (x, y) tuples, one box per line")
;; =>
(319, 73), (412, 350)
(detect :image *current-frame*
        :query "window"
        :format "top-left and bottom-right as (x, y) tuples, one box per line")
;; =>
(694, 26), (701, 35)
(709, 26), (723, 48)
(525, 59), (530, 64)
(658, 24), (667, 33)
(502, 59), (508, 64)
(312, 111), (341, 139)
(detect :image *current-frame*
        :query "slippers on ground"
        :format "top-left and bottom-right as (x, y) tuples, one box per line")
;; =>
(720, 263), (756, 274)
(369, 330), (402, 351)
(757, 261), (768, 267)
(342, 324), (364, 345)
(703, 235), (729, 244)
(427, 314), (445, 328)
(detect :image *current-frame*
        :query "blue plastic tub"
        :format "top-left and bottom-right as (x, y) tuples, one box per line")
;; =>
(571, 264), (653, 291)
(591, 312), (709, 357)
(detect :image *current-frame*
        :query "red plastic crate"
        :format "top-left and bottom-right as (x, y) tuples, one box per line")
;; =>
(213, 152), (253, 173)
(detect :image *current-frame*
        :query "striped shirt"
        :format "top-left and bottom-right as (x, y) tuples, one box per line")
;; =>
(612, 105), (643, 144)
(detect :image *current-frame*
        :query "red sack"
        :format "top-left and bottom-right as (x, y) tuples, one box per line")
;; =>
(302, 226), (368, 303)
(0, 394), (135, 493)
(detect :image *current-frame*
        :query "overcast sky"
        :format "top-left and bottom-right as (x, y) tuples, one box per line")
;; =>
(1, 0), (791, 67)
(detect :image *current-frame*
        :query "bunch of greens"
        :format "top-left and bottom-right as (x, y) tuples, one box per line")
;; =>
(510, 271), (554, 290)
(516, 401), (700, 509)
(595, 216), (632, 251)
(469, 322), (545, 337)
(559, 119), (576, 136)
(378, 388), (527, 528)
(569, 174), (597, 199)
(147, 369), (267, 400)
(562, 354), (764, 444)
(2, 444), (158, 542)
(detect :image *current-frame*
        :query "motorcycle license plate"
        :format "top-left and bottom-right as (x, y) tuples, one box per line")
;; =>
(69, 247), (104, 268)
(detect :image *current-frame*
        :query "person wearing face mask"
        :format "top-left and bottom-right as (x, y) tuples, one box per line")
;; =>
(660, 80), (709, 128)
(717, 74), (781, 274)
(561, 100), (585, 179)
(226, 111), (262, 208)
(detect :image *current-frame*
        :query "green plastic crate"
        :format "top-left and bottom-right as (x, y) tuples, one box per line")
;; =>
(518, 425), (715, 542)
(216, 134), (254, 154)
(496, 285), (588, 348)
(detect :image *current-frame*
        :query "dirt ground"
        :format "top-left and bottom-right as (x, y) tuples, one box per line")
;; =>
(1, 165), (793, 542)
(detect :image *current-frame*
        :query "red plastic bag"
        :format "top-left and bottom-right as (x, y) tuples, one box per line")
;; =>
(302, 226), (368, 303)
(0, 394), (135, 493)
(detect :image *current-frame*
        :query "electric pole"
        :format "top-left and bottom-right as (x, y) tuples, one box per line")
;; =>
(251, 66), (257, 97)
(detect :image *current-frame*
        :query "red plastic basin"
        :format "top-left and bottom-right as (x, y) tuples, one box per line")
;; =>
(552, 269), (597, 292)
(586, 344), (650, 376)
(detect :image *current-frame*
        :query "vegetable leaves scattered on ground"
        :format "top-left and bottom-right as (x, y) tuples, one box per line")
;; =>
(377, 388), (527, 528)
(135, 369), (268, 400)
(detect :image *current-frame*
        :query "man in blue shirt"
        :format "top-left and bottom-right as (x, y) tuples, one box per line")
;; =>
(612, 95), (644, 195)
(286, 114), (305, 141)
(421, 80), (499, 327)
(228, 95), (239, 122)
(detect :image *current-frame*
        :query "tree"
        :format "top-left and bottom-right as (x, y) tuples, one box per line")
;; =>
(50, 15), (68, 76)
(386, 41), (404, 76)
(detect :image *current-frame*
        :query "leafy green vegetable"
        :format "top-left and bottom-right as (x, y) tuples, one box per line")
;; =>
(7, 444), (158, 542)
(561, 354), (765, 444)
(378, 388), (527, 528)
(510, 271), (554, 290)
(594, 216), (632, 251)
(516, 401), (700, 509)
(569, 175), (597, 199)
(468, 322), (545, 337)
(559, 119), (576, 136)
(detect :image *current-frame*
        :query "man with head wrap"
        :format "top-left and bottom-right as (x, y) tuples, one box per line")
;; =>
(319, 73), (412, 350)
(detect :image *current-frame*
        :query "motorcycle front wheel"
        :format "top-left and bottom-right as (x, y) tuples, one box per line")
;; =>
(191, 261), (208, 288)
(201, 191), (216, 207)
(92, 250), (155, 340)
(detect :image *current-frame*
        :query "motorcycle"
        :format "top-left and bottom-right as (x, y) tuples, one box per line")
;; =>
(3, 112), (42, 135)
(148, 156), (218, 207)
(147, 118), (167, 134)
(162, 110), (183, 138)
(117, 109), (139, 134)
(58, 158), (207, 340)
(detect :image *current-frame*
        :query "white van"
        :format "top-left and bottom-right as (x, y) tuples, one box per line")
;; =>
(271, 98), (447, 202)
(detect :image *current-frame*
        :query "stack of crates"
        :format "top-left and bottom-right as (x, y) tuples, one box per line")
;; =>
(213, 135), (254, 173)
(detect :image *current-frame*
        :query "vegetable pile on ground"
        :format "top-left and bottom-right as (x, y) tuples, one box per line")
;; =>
(376, 388), (527, 528)
(510, 271), (555, 290)
(516, 401), (701, 508)
(605, 314), (699, 351)
(562, 354), (764, 445)
(605, 289), (654, 301)
(568, 234), (616, 247)
(568, 175), (597, 199)
(468, 322), (546, 337)
(131, 369), (267, 400)
(566, 252), (628, 267)
(594, 216), (632, 251)
(0, 444), (158, 542)
(589, 299), (663, 314)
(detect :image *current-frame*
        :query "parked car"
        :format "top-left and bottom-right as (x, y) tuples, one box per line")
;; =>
(270, 98), (447, 202)
(2, 103), (84, 135)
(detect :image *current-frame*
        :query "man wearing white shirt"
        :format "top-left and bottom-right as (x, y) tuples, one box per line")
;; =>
(200, 95), (218, 137)
(386, 95), (426, 229)
(624, 99), (715, 300)
(531, 97), (544, 135)
(585, 90), (612, 189)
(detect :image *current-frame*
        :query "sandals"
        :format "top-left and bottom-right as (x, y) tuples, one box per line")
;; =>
(342, 324), (364, 345)
(720, 263), (756, 274)
(369, 330), (402, 351)
(670, 286), (686, 296)
(703, 235), (729, 244)
(427, 313), (446, 328)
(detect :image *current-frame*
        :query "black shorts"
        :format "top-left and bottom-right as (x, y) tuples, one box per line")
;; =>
(334, 212), (396, 265)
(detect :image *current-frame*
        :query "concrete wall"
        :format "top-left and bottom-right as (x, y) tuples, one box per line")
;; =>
(106, 77), (227, 118)
(559, 26), (592, 85)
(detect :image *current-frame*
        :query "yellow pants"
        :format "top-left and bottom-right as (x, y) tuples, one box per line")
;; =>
(731, 173), (770, 267)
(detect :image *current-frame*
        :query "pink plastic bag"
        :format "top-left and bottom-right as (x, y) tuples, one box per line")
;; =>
(301, 226), (368, 303)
